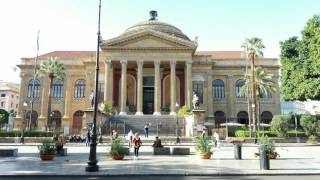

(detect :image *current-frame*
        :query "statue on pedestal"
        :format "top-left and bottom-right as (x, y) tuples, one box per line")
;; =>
(192, 91), (200, 110)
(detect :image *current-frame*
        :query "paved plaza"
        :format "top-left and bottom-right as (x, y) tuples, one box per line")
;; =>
(0, 141), (320, 176)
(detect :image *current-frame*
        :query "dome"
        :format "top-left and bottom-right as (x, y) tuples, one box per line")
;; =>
(123, 11), (190, 41)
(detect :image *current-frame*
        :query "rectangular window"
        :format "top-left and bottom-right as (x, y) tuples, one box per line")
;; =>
(1, 94), (5, 97)
(0, 101), (4, 107)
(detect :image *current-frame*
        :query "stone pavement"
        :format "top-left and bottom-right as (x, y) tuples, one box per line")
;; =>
(0, 143), (320, 176)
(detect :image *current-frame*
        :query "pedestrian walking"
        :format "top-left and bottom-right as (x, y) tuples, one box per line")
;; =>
(144, 123), (149, 138)
(132, 133), (142, 160)
(127, 129), (133, 147)
(85, 129), (91, 147)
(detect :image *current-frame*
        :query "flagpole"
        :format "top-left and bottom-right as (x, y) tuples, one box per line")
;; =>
(29, 30), (40, 131)
(86, 0), (101, 172)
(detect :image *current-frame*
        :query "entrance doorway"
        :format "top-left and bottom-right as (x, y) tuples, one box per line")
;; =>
(143, 76), (154, 114)
(143, 87), (154, 114)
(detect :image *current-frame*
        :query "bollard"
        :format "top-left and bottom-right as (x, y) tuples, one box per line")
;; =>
(234, 143), (242, 160)
(259, 144), (270, 170)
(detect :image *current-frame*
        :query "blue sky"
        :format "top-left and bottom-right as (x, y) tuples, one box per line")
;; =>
(0, 0), (319, 83)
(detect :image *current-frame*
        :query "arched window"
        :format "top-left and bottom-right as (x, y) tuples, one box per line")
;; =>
(235, 79), (246, 99)
(74, 79), (86, 98)
(27, 79), (40, 98)
(259, 90), (272, 100)
(52, 80), (64, 98)
(213, 79), (225, 99)
(214, 111), (226, 127)
(261, 111), (273, 124)
(237, 111), (249, 124)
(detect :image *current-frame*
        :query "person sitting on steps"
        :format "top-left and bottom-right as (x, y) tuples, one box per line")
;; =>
(152, 136), (163, 148)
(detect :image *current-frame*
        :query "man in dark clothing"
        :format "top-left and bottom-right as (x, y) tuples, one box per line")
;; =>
(152, 136), (163, 148)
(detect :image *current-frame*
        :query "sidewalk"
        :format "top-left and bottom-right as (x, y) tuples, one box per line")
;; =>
(0, 144), (320, 176)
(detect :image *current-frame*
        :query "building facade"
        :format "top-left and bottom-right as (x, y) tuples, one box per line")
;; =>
(14, 12), (280, 133)
(0, 81), (19, 113)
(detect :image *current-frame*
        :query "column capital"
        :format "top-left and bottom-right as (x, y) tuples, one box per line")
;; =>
(154, 60), (160, 66)
(136, 60), (144, 66)
(105, 59), (112, 64)
(120, 60), (127, 65)
(170, 60), (176, 66)
(186, 60), (192, 65)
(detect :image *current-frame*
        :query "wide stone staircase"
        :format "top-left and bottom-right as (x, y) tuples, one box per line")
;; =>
(105, 115), (185, 137)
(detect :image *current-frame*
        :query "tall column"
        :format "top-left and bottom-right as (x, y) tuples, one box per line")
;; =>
(153, 60), (161, 115)
(185, 60), (192, 109)
(136, 60), (144, 115)
(104, 59), (112, 103)
(207, 73), (213, 116)
(226, 75), (234, 118)
(170, 60), (176, 115)
(119, 60), (127, 116)
(63, 75), (72, 119)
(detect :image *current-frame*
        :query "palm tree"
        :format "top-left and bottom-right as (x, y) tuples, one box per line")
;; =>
(241, 37), (265, 133)
(240, 67), (276, 130)
(39, 57), (66, 131)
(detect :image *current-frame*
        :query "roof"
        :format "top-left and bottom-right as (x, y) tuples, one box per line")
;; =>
(123, 20), (190, 41)
(26, 51), (96, 59)
(194, 51), (244, 59)
(24, 51), (245, 60)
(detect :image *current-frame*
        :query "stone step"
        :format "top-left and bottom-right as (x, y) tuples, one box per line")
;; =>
(106, 115), (185, 136)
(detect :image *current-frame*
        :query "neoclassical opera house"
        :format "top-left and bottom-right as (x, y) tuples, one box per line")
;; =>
(15, 12), (280, 134)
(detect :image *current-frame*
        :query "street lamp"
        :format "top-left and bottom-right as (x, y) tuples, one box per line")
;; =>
(175, 102), (180, 144)
(21, 101), (28, 144)
(86, 0), (101, 172)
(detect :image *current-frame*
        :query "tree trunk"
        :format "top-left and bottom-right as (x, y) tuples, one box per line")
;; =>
(47, 74), (53, 130)
(250, 51), (257, 133)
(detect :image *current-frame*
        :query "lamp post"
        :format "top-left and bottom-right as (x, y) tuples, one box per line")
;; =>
(175, 102), (180, 144)
(85, 0), (101, 172)
(21, 101), (28, 144)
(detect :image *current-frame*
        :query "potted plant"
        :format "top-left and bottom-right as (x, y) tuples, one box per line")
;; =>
(38, 140), (56, 160)
(110, 139), (127, 160)
(254, 135), (279, 159)
(194, 136), (214, 159)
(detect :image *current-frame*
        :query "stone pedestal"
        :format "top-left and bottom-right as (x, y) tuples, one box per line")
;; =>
(84, 108), (106, 134)
(185, 109), (206, 137)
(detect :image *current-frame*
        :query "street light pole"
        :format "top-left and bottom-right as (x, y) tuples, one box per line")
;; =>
(86, 0), (101, 172)
(21, 102), (28, 144)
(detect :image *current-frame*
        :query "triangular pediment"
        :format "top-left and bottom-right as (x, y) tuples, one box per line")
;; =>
(101, 29), (197, 50)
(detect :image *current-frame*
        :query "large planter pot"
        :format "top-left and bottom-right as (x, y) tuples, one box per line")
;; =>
(40, 154), (55, 161)
(112, 154), (125, 160)
(200, 153), (211, 159)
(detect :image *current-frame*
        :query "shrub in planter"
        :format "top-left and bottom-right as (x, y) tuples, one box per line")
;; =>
(109, 139), (127, 160)
(194, 136), (214, 159)
(255, 135), (279, 159)
(271, 115), (290, 137)
(300, 114), (320, 144)
(38, 140), (56, 160)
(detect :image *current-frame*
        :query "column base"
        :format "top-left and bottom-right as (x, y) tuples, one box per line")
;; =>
(119, 112), (127, 116)
(170, 112), (177, 115)
(135, 112), (144, 116)
(153, 112), (161, 116)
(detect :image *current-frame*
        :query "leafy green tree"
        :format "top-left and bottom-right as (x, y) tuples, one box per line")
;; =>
(39, 57), (66, 129)
(270, 115), (291, 137)
(300, 114), (320, 137)
(280, 15), (320, 100)
(177, 105), (192, 117)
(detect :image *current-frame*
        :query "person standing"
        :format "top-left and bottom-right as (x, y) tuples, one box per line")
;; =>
(144, 123), (149, 138)
(85, 129), (91, 147)
(132, 133), (142, 160)
(127, 130), (133, 147)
